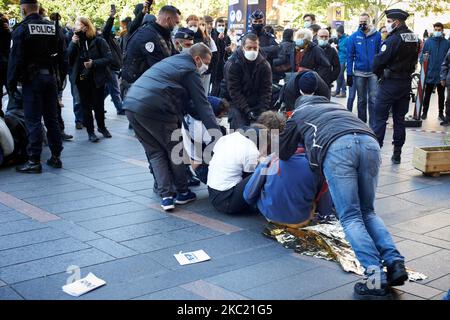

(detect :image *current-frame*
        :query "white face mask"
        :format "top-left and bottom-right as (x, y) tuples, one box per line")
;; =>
(216, 26), (225, 34)
(386, 22), (396, 33)
(196, 58), (208, 75)
(189, 26), (198, 33)
(244, 50), (258, 61)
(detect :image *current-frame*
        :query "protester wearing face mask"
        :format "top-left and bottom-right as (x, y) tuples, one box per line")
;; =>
(222, 33), (272, 129)
(123, 43), (220, 211)
(347, 12), (382, 129)
(173, 27), (195, 53)
(379, 26), (388, 41)
(420, 22), (450, 121)
(317, 28), (340, 87)
(303, 14), (318, 43)
(210, 17), (232, 96)
(121, 5), (180, 93)
(291, 29), (330, 83)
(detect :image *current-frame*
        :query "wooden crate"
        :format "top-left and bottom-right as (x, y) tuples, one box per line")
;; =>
(413, 146), (450, 176)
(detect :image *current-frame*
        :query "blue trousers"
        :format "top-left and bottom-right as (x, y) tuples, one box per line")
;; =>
(372, 78), (411, 148)
(105, 70), (123, 113)
(355, 75), (378, 128)
(22, 74), (63, 160)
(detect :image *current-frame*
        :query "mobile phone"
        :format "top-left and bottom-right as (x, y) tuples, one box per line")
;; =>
(111, 4), (116, 11)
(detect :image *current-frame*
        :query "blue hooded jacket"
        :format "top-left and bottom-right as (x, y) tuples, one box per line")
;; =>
(420, 35), (450, 84)
(346, 27), (382, 75)
(337, 33), (348, 64)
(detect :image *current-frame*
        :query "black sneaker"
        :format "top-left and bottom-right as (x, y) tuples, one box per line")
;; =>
(421, 113), (427, 120)
(88, 133), (100, 142)
(354, 281), (392, 300)
(387, 261), (408, 286)
(75, 122), (83, 130)
(438, 114), (446, 122)
(16, 160), (42, 173)
(47, 156), (62, 169)
(440, 120), (450, 126)
(98, 127), (112, 138)
(61, 131), (73, 141)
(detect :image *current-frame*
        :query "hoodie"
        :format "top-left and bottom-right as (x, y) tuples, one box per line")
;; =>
(347, 27), (382, 76)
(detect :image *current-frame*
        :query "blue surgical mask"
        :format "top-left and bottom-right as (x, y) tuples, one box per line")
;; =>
(295, 39), (304, 47)
(304, 21), (311, 28)
(433, 31), (442, 37)
(216, 27), (225, 34)
(318, 39), (328, 47)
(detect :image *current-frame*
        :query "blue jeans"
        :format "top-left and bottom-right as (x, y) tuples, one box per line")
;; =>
(323, 133), (404, 272)
(355, 75), (378, 128)
(105, 71), (123, 113)
(336, 63), (346, 95)
(347, 84), (357, 111)
(69, 75), (83, 124)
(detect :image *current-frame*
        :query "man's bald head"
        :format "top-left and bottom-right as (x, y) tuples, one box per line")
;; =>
(21, 3), (39, 17)
(318, 28), (330, 38)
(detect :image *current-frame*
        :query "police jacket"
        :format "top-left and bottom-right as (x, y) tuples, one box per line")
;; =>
(299, 41), (331, 82)
(254, 29), (279, 61)
(420, 35), (450, 84)
(7, 13), (66, 89)
(102, 16), (123, 71)
(122, 53), (219, 131)
(321, 44), (340, 86)
(278, 70), (330, 111)
(222, 49), (272, 114)
(121, 21), (177, 83)
(67, 36), (112, 88)
(279, 95), (376, 172)
(373, 24), (419, 80)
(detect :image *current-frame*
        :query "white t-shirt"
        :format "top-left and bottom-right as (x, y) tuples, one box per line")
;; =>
(207, 132), (260, 191)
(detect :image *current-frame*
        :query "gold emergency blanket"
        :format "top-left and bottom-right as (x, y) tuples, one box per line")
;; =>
(262, 219), (427, 282)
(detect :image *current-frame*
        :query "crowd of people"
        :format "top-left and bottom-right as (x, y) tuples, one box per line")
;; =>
(1, 0), (450, 300)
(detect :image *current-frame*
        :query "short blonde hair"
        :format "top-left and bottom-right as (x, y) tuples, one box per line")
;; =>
(186, 14), (199, 24)
(295, 28), (313, 41)
(76, 17), (96, 39)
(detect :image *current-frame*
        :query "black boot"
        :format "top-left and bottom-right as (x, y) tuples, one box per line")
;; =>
(98, 127), (112, 138)
(47, 156), (63, 169)
(88, 132), (100, 142)
(16, 160), (42, 173)
(354, 281), (392, 300)
(391, 146), (402, 164)
(387, 260), (408, 286)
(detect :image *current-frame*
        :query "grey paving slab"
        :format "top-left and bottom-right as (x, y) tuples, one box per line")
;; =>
(0, 228), (67, 251)
(0, 280), (6, 287)
(0, 203), (12, 212)
(78, 209), (167, 232)
(98, 217), (196, 242)
(396, 281), (444, 299)
(23, 188), (108, 206)
(426, 274), (450, 291)
(0, 248), (114, 284)
(58, 201), (149, 222)
(425, 226), (450, 242)
(89, 168), (149, 180)
(121, 225), (223, 253)
(0, 238), (90, 267)
(395, 240), (442, 262)
(407, 250), (450, 283)
(241, 267), (357, 300)
(393, 212), (450, 234)
(181, 280), (250, 300)
(87, 238), (138, 258)
(388, 227), (450, 250)
(0, 177), (75, 193)
(0, 286), (24, 300)
(306, 281), (359, 300)
(116, 180), (155, 192)
(0, 210), (28, 223)
(133, 287), (206, 300)
(396, 182), (450, 206)
(374, 196), (422, 215)
(9, 182), (91, 199)
(39, 195), (129, 214)
(45, 220), (103, 241)
(0, 219), (46, 237)
(205, 255), (318, 292)
(377, 180), (433, 196)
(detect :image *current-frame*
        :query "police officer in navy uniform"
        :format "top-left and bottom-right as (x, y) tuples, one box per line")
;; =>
(7, 0), (66, 173)
(247, 10), (279, 65)
(372, 9), (419, 164)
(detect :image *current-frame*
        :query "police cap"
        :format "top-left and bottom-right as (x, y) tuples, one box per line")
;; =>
(251, 9), (264, 20)
(385, 9), (409, 21)
(174, 27), (195, 40)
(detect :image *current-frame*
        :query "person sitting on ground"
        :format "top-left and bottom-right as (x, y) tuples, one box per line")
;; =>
(207, 111), (284, 215)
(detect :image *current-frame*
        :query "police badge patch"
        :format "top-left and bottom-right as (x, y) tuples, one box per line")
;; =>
(145, 42), (155, 53)
(28, 24), (55, 35)
(381, 44), (387, 52)
(400, 33), (418, 42)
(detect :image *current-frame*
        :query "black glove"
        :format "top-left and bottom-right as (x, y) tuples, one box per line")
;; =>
(246, 111), (257, 122)
(346, 75), (353, 87)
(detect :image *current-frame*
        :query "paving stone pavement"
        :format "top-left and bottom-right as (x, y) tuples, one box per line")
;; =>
(0, 90), (449, 300)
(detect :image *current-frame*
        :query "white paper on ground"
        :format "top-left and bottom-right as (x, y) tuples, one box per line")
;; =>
(174, 250), (211, 265)
(62, 273), (106, 297)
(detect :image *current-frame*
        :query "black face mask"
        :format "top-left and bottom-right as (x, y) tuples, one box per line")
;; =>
(75, 30), (87, 41)
(359, 23), (368, 31)
(252, 23), (264, 34)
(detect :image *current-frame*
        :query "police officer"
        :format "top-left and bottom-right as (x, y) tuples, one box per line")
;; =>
(121, 5), (180, 95)
(372, 9), (419, 164)
(7, 0), (66, 173)
(247, 10), (279, 64)
(173, 27), (195, 53)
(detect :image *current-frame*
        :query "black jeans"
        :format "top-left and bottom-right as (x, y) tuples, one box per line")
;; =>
(208, 175), (252, 215)
(423, 83), (445, 115)
(76, 77), (106, 134)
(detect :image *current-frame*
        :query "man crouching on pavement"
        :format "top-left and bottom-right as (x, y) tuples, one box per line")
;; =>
(123, 43), (220, 211)
(278, 76), (408, 300)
